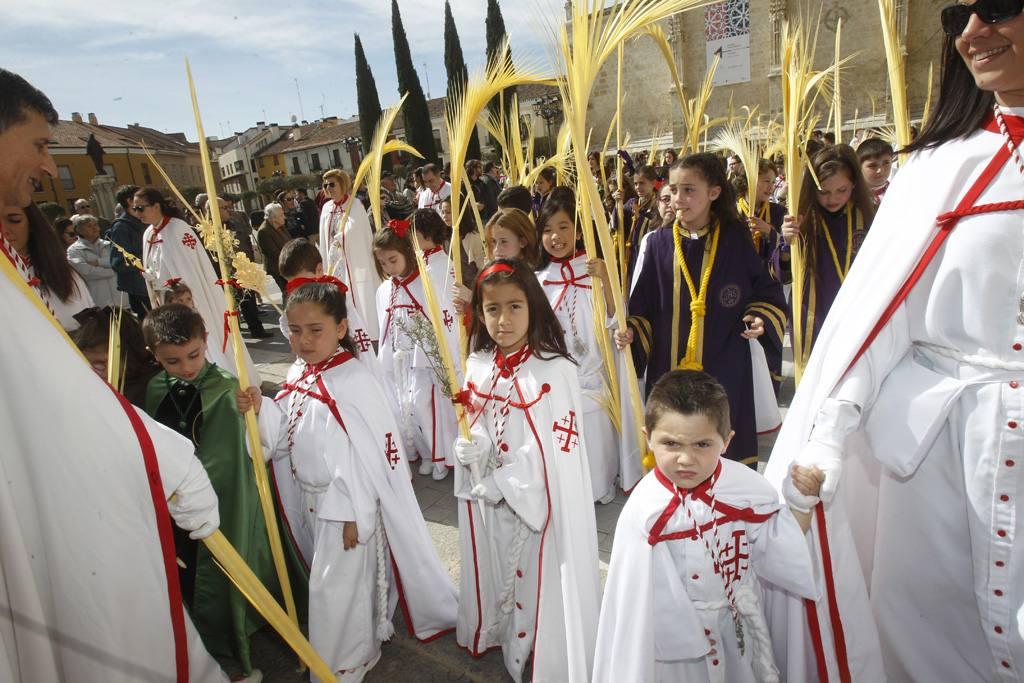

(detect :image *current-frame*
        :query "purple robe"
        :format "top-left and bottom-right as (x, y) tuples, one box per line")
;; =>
(627, 219), (787, 465)
(772, 203), (868, 354)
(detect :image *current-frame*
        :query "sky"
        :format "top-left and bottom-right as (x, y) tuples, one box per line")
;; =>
(1, 0), (566, 140)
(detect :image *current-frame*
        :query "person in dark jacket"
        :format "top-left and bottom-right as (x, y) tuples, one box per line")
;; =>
(107, 184), (150, 319)
(295, 188), (320, 243)
(478, 161), (501, 221)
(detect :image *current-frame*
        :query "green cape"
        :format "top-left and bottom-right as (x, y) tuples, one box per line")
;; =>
(146, 362), (308, 673)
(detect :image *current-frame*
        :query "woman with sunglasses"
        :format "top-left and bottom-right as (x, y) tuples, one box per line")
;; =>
(763, 3), (1024, 681)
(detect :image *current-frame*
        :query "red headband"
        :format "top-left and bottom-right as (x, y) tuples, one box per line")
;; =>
(164, 277), (182, 288)
(388, 218), (411, 238)
(477, 263), (515, 285)
(286, 275), (349, 296)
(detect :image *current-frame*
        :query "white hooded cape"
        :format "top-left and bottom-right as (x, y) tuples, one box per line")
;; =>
(0, 251), (225, 682)
(763, 114), (1024, 681)
(142, 216), (259, 382)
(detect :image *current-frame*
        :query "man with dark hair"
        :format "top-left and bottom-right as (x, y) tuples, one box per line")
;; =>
(0, 68), (59, 207)
(478, 161), (501, 220)
(417, 162), (451, 215)
(108, 183), (151, 318)
(496, 184), (533, 215)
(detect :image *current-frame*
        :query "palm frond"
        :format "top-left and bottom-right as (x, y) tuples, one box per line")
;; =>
(878, 0), (911, 149)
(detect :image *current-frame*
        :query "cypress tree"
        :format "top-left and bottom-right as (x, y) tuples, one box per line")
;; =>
(392, 0), (439, 164)
(485, 0), (517, 154)
(444, 1), (482, 160)
(354, 34), (384, 163)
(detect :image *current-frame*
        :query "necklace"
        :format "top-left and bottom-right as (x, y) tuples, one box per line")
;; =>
(994, 103), (1024, 177)
(672, 220), (721, 371)
(820, 204), (855, 282)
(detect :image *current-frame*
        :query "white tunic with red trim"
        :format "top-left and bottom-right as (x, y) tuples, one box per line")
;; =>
(319, 197), (381, 340)
(376, 263), (462, 467)
(417, 180), (452, 216)
(594, 461), (817, 683)
(537, 252), (643, 497)
(0, 258), (226, 682)
(764, 107), (1024, 682)
(256, 350), (457, 673)
(142, 216), (258, 382)
(454, 349), (600, 683)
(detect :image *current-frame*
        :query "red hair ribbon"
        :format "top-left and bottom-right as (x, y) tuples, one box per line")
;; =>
(388, 218), (411, 238)
(285, 275), (349, 295)
(222, 310), (239, 352)
(164, 277), (182, 288)
(477, 262), (515, 285)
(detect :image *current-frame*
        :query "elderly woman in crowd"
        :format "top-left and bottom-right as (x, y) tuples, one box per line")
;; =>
(66, 213), (119, 308)
(2, 202), (93, 329)
(256, 202), (289, 298)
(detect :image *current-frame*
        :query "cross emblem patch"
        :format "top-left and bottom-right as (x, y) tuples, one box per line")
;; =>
(384, 432), (400, 469)
(716, 529), (749, 588)
(552, 411), (579, 453)
(352, 329), (373, 353)
(442, 309), (455, 331)
(181, 233), (198, 250)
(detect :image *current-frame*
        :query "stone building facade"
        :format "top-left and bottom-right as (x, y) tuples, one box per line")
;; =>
(581, 0), (947, 151)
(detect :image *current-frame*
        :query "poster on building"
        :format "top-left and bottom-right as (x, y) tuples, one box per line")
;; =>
(704, 0), (751, 87)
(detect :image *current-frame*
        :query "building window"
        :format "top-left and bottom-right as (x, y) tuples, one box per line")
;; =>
(250, 158), (257, 173)
(291, 157), (301, 174)
(310, 153), (322, 172)
(769, 0), (785, 72)
(433, 129), (443, 153)
(142, 162), (152, 185)
(234, 160), (243, 172)
(258, 157), (265, 169)
(57, 165), (74, 190)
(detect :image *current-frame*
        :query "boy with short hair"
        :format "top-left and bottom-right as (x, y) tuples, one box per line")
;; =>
(142, 304), (301, 682)
(857, 137), (895, 203)
(594, 370), (823, 683)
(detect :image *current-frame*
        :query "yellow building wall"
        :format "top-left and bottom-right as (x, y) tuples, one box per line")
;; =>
(35, 151), (218, 214)
(257, 153), (286, 180)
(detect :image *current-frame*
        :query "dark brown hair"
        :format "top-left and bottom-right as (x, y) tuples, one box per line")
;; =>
(797, 144), (876, 279)
(279, 237), (322, 278)
(904, 33), (994, 153)
(285, 282), (358, 357)
(134, 187), (181, 219)
(410, 208), (449, 247)
(143, 304), (206, 348)
(163, 280), (192, 305)
(470, 258), (571, 362)
(535, 193), (582, 268)
(72, 305), (160, 382)
(24, 202), (78, 302)
(371, 223), (418, 280)
(645, 369), (730, 439)
(496, 185), (533, 214)
(672, 153), (740, 227)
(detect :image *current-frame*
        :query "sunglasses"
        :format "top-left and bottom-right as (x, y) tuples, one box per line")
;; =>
(132, 204), (151, 211)
(323, 182), (336, 189)
(941, 0), (1024, 35)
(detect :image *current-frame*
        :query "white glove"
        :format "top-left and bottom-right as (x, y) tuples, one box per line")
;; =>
(455, 437), (486, 467)
(141, 268), (158, 283)
(782, 467), (820, 513)
(167, 458), (220, 540)
(799, 399), (861, 504)
(470, 476), (503, 504)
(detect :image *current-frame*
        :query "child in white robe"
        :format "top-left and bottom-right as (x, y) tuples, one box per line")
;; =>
(594, 370), (822, 683)
(374, 218), (461, 480)
(453, 259), (601, 683)
(242, 281), (457, 682)
(534, 193), (643, 502)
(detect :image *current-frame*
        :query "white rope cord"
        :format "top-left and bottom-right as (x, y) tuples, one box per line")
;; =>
(375, 504), (394, 641)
